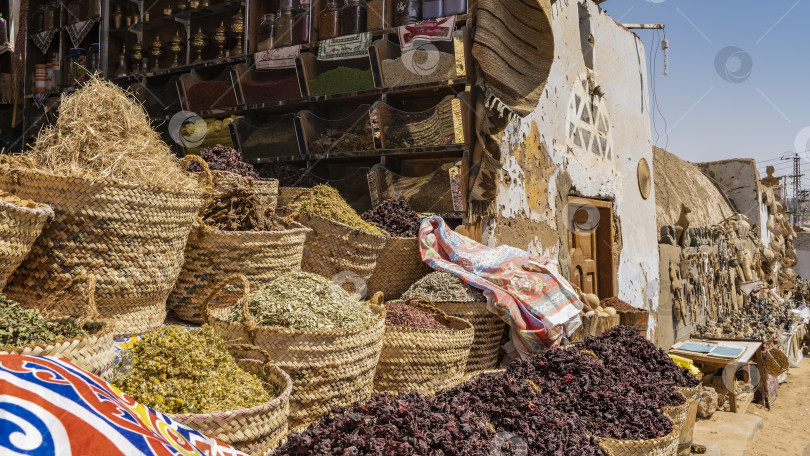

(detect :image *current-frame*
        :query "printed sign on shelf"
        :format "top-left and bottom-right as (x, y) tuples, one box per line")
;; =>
(398, 16), (457, 51)
(255, 45), (301, 70)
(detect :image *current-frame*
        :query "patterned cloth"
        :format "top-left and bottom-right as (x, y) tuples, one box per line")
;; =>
(418, 216), (583, 355)
(0, 354), (246, 456)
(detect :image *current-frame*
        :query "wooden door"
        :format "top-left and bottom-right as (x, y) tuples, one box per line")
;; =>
(567, 198), (615, 297)
(569, 218), (599, 294)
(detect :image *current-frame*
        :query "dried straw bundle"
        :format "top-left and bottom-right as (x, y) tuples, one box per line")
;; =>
(28, 75), (196, 190)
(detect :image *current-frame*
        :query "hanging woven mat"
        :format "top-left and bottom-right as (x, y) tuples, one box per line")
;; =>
(30, 29), (57, 55)
(66, 19), (97, 49)
(167, 343), (292, 455)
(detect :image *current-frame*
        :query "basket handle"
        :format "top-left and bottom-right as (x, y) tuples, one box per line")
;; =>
(227, 342), (275, 370)
(200, 273), (254, 332)
(402, 297), (451, 321)
(180, 154), (214, 194)
(76, 275), (100, 329)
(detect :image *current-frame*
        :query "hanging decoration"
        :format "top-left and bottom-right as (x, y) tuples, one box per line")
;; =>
(30, 29), (57, 54)
(66, 19), (97, 49)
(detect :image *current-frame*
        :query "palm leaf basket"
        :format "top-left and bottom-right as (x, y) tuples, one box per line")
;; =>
(166, 343), (292, 456)
(366, 236), (432, 300)
(374, 297), (474, 396)
(203, 170), (279, 213)
(432, 299), (505, 372)
(0, 195), (53, 289)
(0, 156), (209, 337)
(201, 274), (386, 429)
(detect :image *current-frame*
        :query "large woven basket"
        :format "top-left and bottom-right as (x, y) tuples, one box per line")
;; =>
(167, 219), (311, 324)
(205, 170), (279, 213)
(597, 425), (680, 456)
(374, 298), (474, 396)
(764, 348), (789, 376)
(202, 274), (386, 429)
(432, 300), (505, 372)
(0, 157), (208, 337)
(168, 343), (292, 456)
(277, 187), (312, 210)
(0, 277), (116, 379)
(0, 196), (53, 289)
(290, 211), (390, 283)
(366, 236), (432, 300)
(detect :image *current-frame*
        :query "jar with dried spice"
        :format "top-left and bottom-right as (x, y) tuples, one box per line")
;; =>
(444, 0), (467, 15)
(341, 0), (367, 35)
(422, 0), (444, 20)
(367, 0), (388, 30)
(258, 13), (276, 50)
(318, 1), (342, 40)
(393, 0), (420, 26)
(275, 8), (294, 47)
(292, 6), (311, 44)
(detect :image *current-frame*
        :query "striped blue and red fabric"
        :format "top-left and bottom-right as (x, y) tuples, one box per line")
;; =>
(0, 354), (246, 456)
(418, 216), (583, 355)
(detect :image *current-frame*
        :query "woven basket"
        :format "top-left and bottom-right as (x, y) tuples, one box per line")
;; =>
(661, 391), (690, 431)
(168, 343), (292, 455)
(764, 348), (789, 376)
(277, 187), (312, 210)
(432, 300), (505, 373)
(205, 170), (279, 213)
(202, 274), (386, 429)
(597, 425), (680, 456)
(374, 298), (474, 396)
(0, 196), (53, 289)
(290, 211), (390, 283)
(366, 236), (431, 300)
(0, 277), (116, 379)
(167, 218), (311, 324)
(0, 156), (209, 337)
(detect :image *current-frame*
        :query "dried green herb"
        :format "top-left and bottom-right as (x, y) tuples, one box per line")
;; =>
(229, 272), (376, 331)
(114, 326), (274, 414)
(294, 184), (387, 236)
(0, 294), (86, 348)
(402, 272), (486, 303)
(308, 67), (375, 96)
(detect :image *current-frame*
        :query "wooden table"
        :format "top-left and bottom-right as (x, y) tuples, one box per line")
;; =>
(670, 338), (764, 413)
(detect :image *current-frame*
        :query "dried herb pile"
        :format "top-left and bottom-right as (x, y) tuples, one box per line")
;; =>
(308, 123), (374, 156)
(114, 326), (274, 414)
(361, 199), (422, 237)
(384, 302), (449, 330)
(257, 163), (319, 188)
(402, 271), (486, 303)
(293, 184), (387, 236)
(189, 144), (259, 179)
(599, 297), (638, 312)
(308, 67), (375, 96)
(200, 182), (285, 232)
(228, 272), (376, 331)
(0, 294), (86, 348)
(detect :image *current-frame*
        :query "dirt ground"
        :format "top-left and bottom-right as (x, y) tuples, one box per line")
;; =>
(745, 357), (810, 456)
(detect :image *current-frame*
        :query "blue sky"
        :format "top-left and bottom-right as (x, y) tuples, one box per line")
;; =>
(602, 0), (810, 179)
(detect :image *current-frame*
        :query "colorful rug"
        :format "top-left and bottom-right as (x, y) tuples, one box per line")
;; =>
(0, 354), (246, 456)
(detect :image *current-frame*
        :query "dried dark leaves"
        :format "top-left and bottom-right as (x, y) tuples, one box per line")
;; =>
(361, 199), (422, 238)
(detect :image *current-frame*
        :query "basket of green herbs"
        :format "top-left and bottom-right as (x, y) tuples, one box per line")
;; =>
(201, 273), (385, 429)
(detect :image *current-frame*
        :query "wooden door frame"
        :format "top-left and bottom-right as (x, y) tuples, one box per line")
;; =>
(566, 196), (616, 299)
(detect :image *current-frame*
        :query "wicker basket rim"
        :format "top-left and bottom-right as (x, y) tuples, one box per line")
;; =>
(287, 209), (392, 240)
(0, 197), (54, 217)
(4, 165), (207, 197)
(0, 318), (113, 353)
(167, 360), (293, 420)
(212, 303), (387, 337)
(201, 169), (280, 187)
(198, 218), (313, 238)
(595, 424), (680, 445)
(660, 391), (688, 409)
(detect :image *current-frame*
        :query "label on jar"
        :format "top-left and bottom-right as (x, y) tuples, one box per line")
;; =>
(317, 32), (373, 61)
(398, 16), (456, 51)
(255, 45), (301, 69)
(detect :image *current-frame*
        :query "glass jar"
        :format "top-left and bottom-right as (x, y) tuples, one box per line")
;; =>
(444, 0), (466, 15)
(422, 0), (444, 20)
(89, 0), (101, 18)
(275, 8), (293, 47)
(318, 1), (342, 40)
(32, 5), (45, 33)
(66, 0), (82, 24)
(65, 48), (85, 85)
(341, 0), (367, 35)
(393, 0), (420, 26)
(292, 7), (310, 44)
(43, 1), (56, 30)
(88, 43), (100, 73)
(257, 13), (276, 51)
(367, 0), (387, 30)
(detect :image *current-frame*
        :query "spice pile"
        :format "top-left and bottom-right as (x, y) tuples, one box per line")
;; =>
(241, 75), (301, 104)
(257, 163), (319, 188)
(185, 81), (237, 111)
(361, 199), (422, 237)
(599, 297), (638, 312)
(200, 182), (284, 232)
(188, 145), (258, 179)
(113, 326), (274, 414)
(292, 184), (387, 236)
(308, 67), (375, 96)
(382, 50), (457, 87)
(403, 271), (486, 303)
(228, 272), (376, 331)
(308, 123), (374, 155)
(27, 76), (197, 190)
(385, 302), (449, 330)
(0, 294), (86, 347)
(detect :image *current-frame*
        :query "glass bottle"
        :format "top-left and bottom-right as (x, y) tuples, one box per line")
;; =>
(393, 0), (420, 26)
(43, 1), (56, 30)
(88, 43), (100, 73)
(318, 1), (342, 40)
(444, 0), (466, 15)
(32, 5), (45, 33)
(366, 0), (386, 31)
(275, 8), (293, 48)
(89, 0), (102, 18)
(0, 14), (7, 45)
(114, 47), (127, 77)
(292, 6), (311, 44)
(257, 13), (276, 51)
(65, 48), (85, 85)
(422, 0), (444, 20)
(341, 0), (367, 35)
